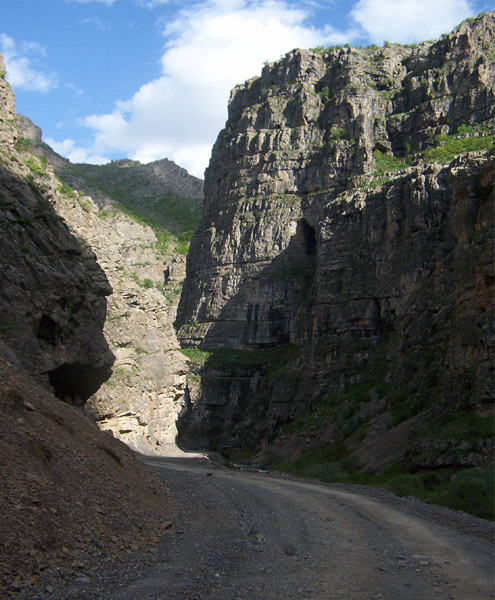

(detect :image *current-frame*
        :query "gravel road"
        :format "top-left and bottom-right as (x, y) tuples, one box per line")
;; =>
(27, 457), (494, 600)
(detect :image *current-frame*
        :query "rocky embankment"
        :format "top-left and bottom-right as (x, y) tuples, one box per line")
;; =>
(176, 13), (494, 472)
(0, 358), (170, 597)
(0, 56), (172, 595)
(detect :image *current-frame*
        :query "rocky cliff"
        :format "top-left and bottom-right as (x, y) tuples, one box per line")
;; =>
(0, 56), (173, 595)
(16, 114), (204, 318)
(0, 59), (114, 401)
(13, 119), (193, 455)
(176, 13), (494, 474)
(49, 190), (189, 455)
(2, 52), (196, 454)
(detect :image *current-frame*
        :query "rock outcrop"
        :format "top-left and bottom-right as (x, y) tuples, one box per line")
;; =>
(50, 194), (189, 455)
(176, 14), (494, 466)
(13, 133), (190, 456)
(0, 57), (114, 401)
(3, 54), (191, 454)
(0, 56), (173, 595)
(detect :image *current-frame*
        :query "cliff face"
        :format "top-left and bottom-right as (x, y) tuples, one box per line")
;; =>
(176, 14), (494, 466)
(0, 58), (114, 400)
(17, 115), (203, 322)
(3, 61), (191, 455)
(0, 57), (172, 594)
(13, 119), (191, 455)
(50, 194), (189, 455)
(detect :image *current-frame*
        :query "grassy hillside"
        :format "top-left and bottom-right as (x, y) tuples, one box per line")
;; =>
(14, 116), (204, 257)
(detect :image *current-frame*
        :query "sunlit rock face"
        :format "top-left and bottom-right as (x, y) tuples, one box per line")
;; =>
(176, 14), (494, 457)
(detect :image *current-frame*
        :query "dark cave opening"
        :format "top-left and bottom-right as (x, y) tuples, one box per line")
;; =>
(295, 219), (317, 255)
(48, 362), (112, 405)
(37, 314), (62, 346)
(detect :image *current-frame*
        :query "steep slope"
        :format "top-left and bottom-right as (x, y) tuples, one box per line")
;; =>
(16, 115), (204, 318)
(176, 12), (494, 503)
(15, 115), (203, 257)
(0, 57), (171, 595)
(0, 358), (170, 597)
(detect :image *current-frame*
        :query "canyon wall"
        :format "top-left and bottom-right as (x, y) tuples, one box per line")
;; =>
(0, 57), (114, 400)
(3, 61), (193, 455)
(176, 14), (494, 466)
(14, 118), (192, 456)
(0, 56), (173, 594)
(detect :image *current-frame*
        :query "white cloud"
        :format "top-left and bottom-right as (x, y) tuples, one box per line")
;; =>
(72, 0), (356, 177)
(351, 0), (474, 43)
(21, 41), (47, 57)
(45, 137), (110, 165)
(80, 17), (111, 32)
(0, 34), (57, 92)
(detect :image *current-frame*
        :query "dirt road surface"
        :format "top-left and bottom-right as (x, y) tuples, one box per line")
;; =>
(20, 457), (495, 600)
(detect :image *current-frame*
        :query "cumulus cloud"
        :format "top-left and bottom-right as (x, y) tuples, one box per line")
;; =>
(54, 0), (476, 176)
(76, 0), (356, 177)
(45, 137), (110, 165)
(351, 0), (474, 43)
(0, 34), (57, 92)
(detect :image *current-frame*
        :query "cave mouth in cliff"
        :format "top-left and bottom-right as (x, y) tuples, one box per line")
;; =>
(48, 362), (112, 405)
(296, 219), (317, 255)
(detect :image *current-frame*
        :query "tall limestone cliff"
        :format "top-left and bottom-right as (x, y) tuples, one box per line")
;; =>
(50, 192), (189, 455)
(13, 122), (193, 456)
(176, 13), (494, 472)
(5, 68), (197, 455)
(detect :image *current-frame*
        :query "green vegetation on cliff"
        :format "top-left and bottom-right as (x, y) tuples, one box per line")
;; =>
(68, 162), (202, 256)
(423, 126), (494, 164)
(180, 344), (299, 371)
(12, 120), (204, 258)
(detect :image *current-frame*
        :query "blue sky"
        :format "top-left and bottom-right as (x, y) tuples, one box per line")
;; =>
(1, 0), (491, 177)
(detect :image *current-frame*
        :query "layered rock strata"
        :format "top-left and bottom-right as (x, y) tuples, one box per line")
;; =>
(176, 14), (494, 460)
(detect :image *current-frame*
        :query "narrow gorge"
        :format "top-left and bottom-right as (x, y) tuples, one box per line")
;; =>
(1, 9), (494, 597)
(1, 14), (494, 596)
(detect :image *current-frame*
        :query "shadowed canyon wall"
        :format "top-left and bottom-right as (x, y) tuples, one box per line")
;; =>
(176, 14), (494, 467)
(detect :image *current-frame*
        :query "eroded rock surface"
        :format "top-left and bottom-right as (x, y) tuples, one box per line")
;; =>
(3, 53), (189, 455)
(50, 196), (189, 455)
(176, 14), (494, 463)
(0, 57), (114, 400)
(0, 56), (173, 595)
